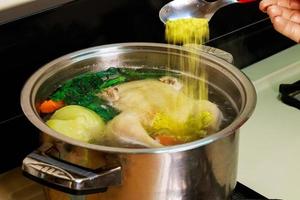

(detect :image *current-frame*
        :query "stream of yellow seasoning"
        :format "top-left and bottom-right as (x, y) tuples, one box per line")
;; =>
(150, 18), (211, 143)
(165, 18), (209, 100)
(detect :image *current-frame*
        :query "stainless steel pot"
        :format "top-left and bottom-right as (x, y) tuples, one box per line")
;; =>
(21, 43), (256, 200)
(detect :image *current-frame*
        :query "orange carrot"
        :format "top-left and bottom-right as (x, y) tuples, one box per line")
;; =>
(39, 100), (64, 113)
(155, 135), (181, 146)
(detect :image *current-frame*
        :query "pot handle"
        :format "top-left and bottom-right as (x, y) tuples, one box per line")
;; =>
(183, 44), (234, 64)
(22, 143), (121, 195)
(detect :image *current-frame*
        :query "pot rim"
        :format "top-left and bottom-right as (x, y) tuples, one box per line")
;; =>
(21, 42), (256, 154)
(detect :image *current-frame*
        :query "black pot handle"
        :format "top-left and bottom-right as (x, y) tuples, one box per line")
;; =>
(22, 143), (122, 195)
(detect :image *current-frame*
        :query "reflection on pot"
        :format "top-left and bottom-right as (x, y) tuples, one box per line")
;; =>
(21, 43), (256, 200)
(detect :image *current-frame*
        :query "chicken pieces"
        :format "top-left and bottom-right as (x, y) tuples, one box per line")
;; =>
(98, 77), (223, 148)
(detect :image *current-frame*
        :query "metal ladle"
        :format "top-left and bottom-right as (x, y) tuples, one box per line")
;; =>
(159, 0), (255, 23)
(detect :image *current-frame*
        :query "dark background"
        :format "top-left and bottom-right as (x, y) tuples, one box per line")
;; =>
(0, 0), (295, 173)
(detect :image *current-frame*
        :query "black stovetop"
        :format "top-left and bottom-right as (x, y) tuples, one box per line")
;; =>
(232, 183), (269, 199)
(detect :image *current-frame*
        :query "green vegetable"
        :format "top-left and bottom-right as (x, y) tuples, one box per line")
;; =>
(46, 105), (105, 143)
(50, 69), (124, 121)
(81, 96), (120, 122)
(50, 67), (178, 121)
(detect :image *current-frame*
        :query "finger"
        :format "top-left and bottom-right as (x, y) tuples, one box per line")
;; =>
(267, 5), (300, 23)
(260, 0), (300, 12)
(271, 15), (300, 43)
(266, 4), (282, 16)
(277, 0), (300, 9)
(260, 0), (276, 12)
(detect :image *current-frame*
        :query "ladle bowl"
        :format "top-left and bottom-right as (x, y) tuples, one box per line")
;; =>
(159, 0), (256, 23)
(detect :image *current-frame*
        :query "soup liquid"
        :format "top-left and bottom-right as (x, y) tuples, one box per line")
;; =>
(173, 71), (238, 131)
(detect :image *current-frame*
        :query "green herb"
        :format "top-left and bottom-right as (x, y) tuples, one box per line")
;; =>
(50, 67), (178, 121)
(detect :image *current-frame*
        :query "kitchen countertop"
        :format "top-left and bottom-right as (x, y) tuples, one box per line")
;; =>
(0, 168), (45, 200)
(239, 44), (300, 200)
(0, 0), (73, 25)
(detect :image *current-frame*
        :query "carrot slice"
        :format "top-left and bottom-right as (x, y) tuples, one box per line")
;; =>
(155, 135), (181, 146)
(39, 100), (64, 113)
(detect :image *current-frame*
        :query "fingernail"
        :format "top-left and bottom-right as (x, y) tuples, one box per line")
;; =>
(259, 1), (269, 12)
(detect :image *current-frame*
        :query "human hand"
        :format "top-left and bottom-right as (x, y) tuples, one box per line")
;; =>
(259, 0), (300, 43)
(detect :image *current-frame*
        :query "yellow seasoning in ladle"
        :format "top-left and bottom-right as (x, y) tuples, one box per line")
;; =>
(165, 18), (209, 44)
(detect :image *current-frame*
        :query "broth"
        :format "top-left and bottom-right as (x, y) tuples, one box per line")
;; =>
(39, 67), (237, 148)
